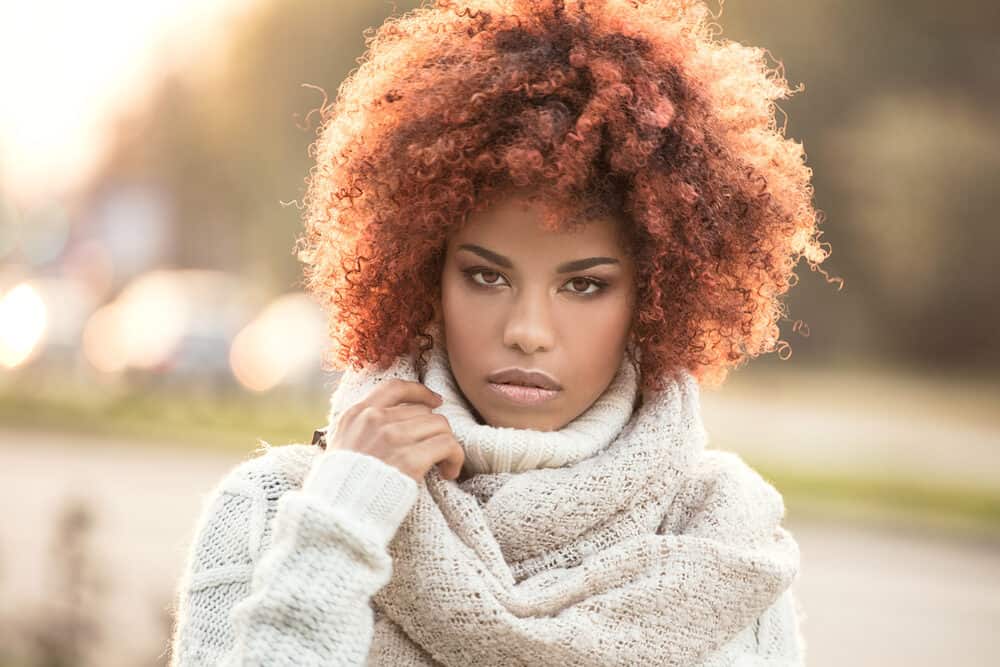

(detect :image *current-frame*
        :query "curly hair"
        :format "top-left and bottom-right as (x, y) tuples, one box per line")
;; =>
(294, 0), (834, 393)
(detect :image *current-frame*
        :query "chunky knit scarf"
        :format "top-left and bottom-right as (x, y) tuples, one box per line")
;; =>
(322, 329), (799, 666)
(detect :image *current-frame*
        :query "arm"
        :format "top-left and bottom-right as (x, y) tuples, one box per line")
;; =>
(749, 586), (807, 665)
(652, 449), (804, 666)
(169, 447), (419, 666)
(698, 585), (806, 667)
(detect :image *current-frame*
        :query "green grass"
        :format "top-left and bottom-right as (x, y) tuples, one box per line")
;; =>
(0, 385), (329, 453)
(752, 462), (1000, 538)
(3, 384), (999, 538)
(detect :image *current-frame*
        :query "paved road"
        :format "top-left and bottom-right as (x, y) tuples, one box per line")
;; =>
(1, 428), (997, 666)
(699, 379), (1000, 492)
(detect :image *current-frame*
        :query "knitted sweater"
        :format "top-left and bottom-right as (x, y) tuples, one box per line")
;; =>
(169, 349), (806, 665)
(170, 445), (805, 666)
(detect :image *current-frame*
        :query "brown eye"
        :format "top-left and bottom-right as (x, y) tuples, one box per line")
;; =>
(565, 277), (604, 295)
(464, 268), (509, 288)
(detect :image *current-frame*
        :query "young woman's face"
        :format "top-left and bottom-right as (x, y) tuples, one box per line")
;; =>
(439, 191), (637, 431)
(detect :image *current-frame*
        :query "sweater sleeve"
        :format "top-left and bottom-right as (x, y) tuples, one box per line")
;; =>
(701, 585), (806, 667)
(169, 447), (419, 666)
(744, 585), (807, 665)
(656, 449), (806, 667)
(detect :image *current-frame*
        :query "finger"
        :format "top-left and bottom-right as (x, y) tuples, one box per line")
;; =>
(420, 433), (465, 480)
(385, 412), (452, 444)
(382, 402), (436, 422)
(367, 379), (442, 410)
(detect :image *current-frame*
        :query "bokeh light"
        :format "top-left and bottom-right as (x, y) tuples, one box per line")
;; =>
(230, 292), (325, 392)
(0, 282), (48, 368)
(82, 270), (191, 374)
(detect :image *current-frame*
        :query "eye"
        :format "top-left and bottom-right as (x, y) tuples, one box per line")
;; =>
(563, 277), (607, 296)
(464, 268), (509, 288)
(462, 268), (608, 296)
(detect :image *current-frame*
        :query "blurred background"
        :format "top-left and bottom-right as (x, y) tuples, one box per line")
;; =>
(0, 0), (997, 665)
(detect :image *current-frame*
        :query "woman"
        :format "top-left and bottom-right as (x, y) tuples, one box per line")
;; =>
(169, 0), (829, 664)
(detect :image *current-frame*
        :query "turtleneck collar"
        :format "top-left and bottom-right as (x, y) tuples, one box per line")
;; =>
(419, 331), (641, 476)
(324, 326), (642, 478)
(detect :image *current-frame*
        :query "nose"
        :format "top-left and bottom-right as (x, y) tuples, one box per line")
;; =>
(502, 287), (556, 354)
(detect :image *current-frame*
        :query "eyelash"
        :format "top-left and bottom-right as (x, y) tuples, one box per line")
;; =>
(461, 267), (609, 297)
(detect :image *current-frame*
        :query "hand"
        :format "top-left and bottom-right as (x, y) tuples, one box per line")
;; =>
(327, 379), (465, 483)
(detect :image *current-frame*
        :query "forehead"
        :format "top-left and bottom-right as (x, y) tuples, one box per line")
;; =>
(450, 193), (628, 257)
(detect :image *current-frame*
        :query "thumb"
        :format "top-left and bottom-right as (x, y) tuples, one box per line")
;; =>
(437, 456), (463, 481)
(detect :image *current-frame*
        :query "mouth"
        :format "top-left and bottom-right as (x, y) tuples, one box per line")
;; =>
(487, 381), (561, 405)
(486, 367), (562, 405)
(486, 368), (562, 391)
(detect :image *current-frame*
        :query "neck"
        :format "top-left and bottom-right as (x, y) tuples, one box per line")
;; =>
(419, 335), (640, 475)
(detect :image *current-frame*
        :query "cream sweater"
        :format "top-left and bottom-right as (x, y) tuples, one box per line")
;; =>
(169, 446), (805, 666)
(169, 347), (806, 665)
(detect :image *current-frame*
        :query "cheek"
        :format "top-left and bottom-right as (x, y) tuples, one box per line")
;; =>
(563, 293), (632, 343)
(442, 274), (470, 324)
(440, 274), (489, 363)
(440, 269), (470, 324)
(441, 270), (506, 329)
(559, 297), (632, 383)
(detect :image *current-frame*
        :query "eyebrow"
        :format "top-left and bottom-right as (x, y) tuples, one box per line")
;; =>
(458, 243), (621, 273)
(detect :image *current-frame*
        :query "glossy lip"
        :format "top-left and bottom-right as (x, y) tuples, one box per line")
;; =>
(487, 367), (563, 390)
(487, 381), (560, 405)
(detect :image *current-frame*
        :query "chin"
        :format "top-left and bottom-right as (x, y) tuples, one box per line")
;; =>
(481, 403), (564, 431)
(457, 376), (565, 430)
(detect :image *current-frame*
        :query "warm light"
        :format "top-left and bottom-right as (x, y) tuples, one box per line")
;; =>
(116, 271), (191, 369)
(230, 320), (286, 392)
(0, 282), (48, 368)
(230, 293), (324, 392)
(0, 0), (250, 203)
(81, 270), (193, 374)
(82, 303), (129, 374)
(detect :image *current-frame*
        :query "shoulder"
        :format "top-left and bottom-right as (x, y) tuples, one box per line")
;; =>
(217, 442), (322, 500)
(217, 442), (326, 547)
(661, 449), (788, 542)
(183, 443), (322, 587)
(693, 449), (786, 515)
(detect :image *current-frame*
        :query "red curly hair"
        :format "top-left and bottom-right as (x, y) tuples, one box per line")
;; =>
(294, 0), (834, 393)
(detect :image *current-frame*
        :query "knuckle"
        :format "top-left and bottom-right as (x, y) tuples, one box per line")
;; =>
(378, 421), (401, 443)
(398, 447), (421, 476)
(358, 405), (382, 425)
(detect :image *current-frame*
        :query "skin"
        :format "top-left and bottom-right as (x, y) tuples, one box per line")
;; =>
(437, 190), (637, 432)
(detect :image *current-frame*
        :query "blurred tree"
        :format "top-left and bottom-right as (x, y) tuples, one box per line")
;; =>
(827, 91), (1000, 368)
(84, 0), (1000, 373)
(89, 0), (423, 290)
(714, 0), (1000, 372)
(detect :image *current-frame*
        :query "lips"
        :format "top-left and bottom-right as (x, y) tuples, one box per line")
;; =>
(487, 368), (562, 391)
(487, 381), (560, 405)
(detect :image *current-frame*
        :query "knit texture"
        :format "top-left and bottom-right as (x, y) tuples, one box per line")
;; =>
(169, 331), (807, 666)
(415, 332), (639, 474)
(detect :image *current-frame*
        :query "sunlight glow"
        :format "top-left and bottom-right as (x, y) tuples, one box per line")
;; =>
(230, 293), (325, 392)
(81, 270), (192, 374)
(0, 283), (48, 368)
(0, 0), (249, 203)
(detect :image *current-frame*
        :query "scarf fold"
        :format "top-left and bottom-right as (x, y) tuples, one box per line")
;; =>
(420, 332), (641, 476)
(323, 327), (799, 666)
